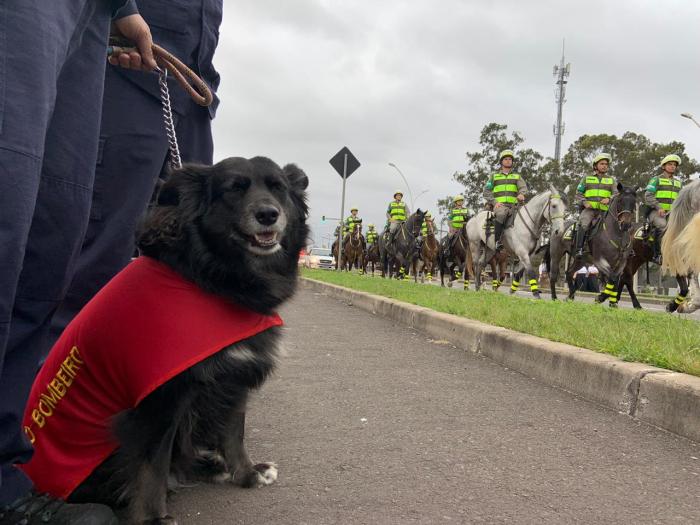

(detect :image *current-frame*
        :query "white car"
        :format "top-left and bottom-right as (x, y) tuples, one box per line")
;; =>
(304, 247), (335, 269)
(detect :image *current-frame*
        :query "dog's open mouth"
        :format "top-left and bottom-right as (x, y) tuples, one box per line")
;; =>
(246, 231), (281, 253)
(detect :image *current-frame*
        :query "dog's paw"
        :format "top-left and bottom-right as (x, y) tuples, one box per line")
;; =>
(253, 462), (278, 486)
(235, 462), (278, 488)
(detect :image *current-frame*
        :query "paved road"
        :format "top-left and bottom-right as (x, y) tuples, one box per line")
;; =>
(170, 288), (700, 524)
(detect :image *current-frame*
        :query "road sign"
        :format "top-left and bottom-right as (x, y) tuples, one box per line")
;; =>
(329, 147), (360, 179)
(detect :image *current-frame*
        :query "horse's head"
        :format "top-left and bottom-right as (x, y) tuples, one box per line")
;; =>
(547, 184), (567, 237)
(411, 209), (427, 236)
(612, 182), (638, 230)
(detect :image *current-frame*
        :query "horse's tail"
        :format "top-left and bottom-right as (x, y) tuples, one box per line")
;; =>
(662, 186), (698, 274)
(667, 212), (700, 275)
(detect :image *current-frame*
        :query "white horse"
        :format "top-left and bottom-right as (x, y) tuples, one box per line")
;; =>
(661, 179), (700, 313)
(466, 186), (566, 297)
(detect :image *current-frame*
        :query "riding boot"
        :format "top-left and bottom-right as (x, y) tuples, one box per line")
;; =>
(574, 226), (586, 258)
(493, 220), (504, 252)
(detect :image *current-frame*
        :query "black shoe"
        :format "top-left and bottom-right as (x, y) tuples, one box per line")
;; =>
(495, 241), (504, 252)
(0, 493), (117, 525)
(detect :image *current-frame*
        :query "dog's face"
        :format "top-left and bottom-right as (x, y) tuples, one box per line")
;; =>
(138, 156), (309, 311)
(200, 157), (307, 257)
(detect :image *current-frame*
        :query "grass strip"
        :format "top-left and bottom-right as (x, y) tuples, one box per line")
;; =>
(302, 269), (700, 377)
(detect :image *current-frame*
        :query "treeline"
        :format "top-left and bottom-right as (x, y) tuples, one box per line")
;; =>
(437, 122), (700, 216)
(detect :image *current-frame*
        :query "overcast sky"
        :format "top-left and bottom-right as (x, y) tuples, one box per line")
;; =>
(211, 0), (700, 245)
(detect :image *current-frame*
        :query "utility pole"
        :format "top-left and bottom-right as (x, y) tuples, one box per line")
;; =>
(553, 40), (571, 175)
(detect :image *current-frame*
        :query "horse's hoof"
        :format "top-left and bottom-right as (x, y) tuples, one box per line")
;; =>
(533, 292), (541, 299)
(609, 303), (619, 309)
(447, 282), (453, 288)
(666, 303), (677, 313)
(634, 305), (643, 310)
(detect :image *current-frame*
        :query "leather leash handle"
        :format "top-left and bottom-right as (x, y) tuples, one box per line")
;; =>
(107, 38), (213, 107)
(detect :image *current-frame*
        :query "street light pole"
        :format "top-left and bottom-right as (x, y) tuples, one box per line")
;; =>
(414, 189), (429, 210)
(681, 112), (700, 129)
(388, 162), (415, 210)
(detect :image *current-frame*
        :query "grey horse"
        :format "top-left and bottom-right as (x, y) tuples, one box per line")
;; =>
(564, 183), (638, 307)
(466, 186), (566, 297)
(661, 179), (700, 313)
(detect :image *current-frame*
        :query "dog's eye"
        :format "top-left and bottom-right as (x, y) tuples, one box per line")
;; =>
(230, 179), (251, 192)
(267, 180), (285, 192)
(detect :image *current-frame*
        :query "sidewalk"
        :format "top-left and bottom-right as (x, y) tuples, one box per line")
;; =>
(169, 288), (700, 524)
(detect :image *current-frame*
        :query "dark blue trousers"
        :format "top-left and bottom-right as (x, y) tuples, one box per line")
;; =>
(49, 66), (214, 343)
(0, 1), (112, 504)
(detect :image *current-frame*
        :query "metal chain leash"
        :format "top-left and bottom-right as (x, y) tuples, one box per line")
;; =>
(158, 69), (182, 170)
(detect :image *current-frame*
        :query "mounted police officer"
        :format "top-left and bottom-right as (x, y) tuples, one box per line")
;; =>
(344, 207), (363, 235)
(385, 190), (410, 241)
(645, 154), (683, 264)
(574, 153), (617, 258)
(484, 150), (528, 251)
(415, 211), (435, 251)
(366, 224), (379, 246)
(449, 195), (470, 235)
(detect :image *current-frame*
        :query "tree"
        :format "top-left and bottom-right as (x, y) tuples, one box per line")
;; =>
(561, 132), (700, 205)
(449, 123), (545, 212)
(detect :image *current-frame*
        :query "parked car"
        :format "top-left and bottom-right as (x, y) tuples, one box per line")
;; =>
(304, 247), (335, 269)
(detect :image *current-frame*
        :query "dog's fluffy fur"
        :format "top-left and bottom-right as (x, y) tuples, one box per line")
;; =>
(69, 157), (309, 523)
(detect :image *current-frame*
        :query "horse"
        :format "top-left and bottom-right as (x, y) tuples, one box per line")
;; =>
(364, 241), (381, 276)
(438, 224), (471, 288)
(563, 183), (638, 306)
(413, 219), (439, 283)
(466, 186), (566, 297)
(385, 210), (426, 279)
(661, 179), (700, 313)
(341, 222), (365, 272)
(465, 250), (509, 291)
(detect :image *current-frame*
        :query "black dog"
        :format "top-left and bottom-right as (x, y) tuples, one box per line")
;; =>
(64, 157), (309, 522)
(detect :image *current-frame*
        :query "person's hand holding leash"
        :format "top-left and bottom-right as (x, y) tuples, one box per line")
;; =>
(109, 14), (157, 71)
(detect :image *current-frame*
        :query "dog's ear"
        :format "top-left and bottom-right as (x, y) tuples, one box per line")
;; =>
(283, 163), (309, 192)
(283, 163), (309, 216)
(157, 164), (210, 213)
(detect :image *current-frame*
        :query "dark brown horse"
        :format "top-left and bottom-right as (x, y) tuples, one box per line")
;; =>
(341, 223), (365, 272)
(413, 220), (439, 282)
(616, 226), (691, 311)
(364, 242), (380, 275)
(439, 225), (471, 288)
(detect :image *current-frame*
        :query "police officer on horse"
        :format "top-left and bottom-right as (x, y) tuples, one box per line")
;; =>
(645, 154), (683, 264)
(449, 195), (470, 236)
(574, 153), (618, 258)
(366, 223), (378, 246)
(484, 150), (528, 252)
(385, 190), (410, 241)
(344, 207), (363, 235)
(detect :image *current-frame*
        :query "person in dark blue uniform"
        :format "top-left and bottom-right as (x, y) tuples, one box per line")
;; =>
(0, 1), (157, 522)
(49, 1), (223, 346)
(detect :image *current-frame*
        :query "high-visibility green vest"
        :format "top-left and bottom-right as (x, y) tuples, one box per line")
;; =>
(344, 216), (362, 233)
(450, 207), (469, 229)
(366, 231), (378, 244)
(492, 173), (521, 204)
(651, 177), (682, 211)
(421, 220), (433, 235)
(388, 201), (407, 221)
(583, 175), (615, 211)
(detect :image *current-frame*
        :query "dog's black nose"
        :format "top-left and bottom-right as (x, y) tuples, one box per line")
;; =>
(255, 206), (280, 226)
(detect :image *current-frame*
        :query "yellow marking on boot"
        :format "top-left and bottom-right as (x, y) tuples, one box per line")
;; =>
(511, 280), (520, 291)
(529, 278), (539, 292)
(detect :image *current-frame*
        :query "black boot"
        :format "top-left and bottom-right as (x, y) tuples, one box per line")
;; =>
(0, 493), (117, 525)
(574, 226), (586, 258)
(493, 220), (504, 252)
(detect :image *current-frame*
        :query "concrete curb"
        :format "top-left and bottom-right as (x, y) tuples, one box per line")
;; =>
(301, 277), (700, 443)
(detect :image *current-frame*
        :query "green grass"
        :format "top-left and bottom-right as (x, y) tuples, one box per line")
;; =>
(302, 269), (700, 377)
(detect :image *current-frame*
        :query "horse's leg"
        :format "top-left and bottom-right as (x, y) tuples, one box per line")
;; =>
(667, 275), (689, 313)
(680, 273), (700, 313)
(510, 267), (524, 295)
(565, 259), (581, 301)
(489, 259), (499, 291)
(519, 254), (540, 298)
(622, 270), (642, 309)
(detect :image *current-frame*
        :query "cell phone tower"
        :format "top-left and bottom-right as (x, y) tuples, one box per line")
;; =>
(553, 40), (571, 175)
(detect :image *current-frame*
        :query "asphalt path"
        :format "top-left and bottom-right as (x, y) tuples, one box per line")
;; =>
(170, 288), (700, 524)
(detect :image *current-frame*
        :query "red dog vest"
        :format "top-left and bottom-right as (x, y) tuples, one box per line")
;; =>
(20, 256), (282, 498)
